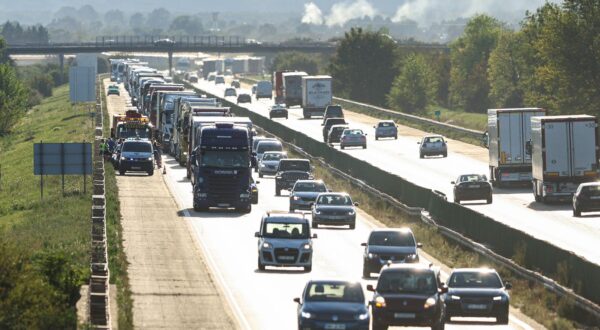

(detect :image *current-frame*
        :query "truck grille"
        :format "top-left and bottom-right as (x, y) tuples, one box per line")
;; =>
(274, 248), (299, 263)
(207, 175), (244, 201)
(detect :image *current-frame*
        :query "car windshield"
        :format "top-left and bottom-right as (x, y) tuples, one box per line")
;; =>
(200, 151), (248, 168)
(305, 282), (364, 303)
(263, 222), (309, 239)
(253, 138), (276, 151)
(294, 182), (327, 192)
(448, 271), (503, 289)
(262, 153), (285, 161)
(581, 185), (600, 196)
(326, 107), (342, 115)
(279, 161), (310, 172)
(377, 270), (438, 294)
(343, 129), (364, 136)
(424, 136), (444, 143)
(460, 175), (485, 182)
(122, 142), (152, 153)
(379, 122), (394, 127)
(257, 142), (282, 154)
(368, 231), (415, 246)
(317, 195), (352, 205)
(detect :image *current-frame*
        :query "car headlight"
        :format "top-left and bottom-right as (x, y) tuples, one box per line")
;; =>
(405, 254), (418, 262)
(240, 193), (250, 198)
(356, 312), (369, 320)
(300, 311), (312, 319)
(308, 175), (314, 179)
(314, 209), (321, 215)
(276, 176), (282, 179)
(374, 296), (386, 308)
(451, 295), (461, 300)
(147, 157), (153, 161)
(493, 296), (503, 301)
(120, 156), (126, 160)
(424, 297), (436, 309)
(368, 253), (378, 259)
(347, 210), (355, 215)
(302, 243), (311, 250)
(292, 196), (300, 201)
(196, 193), (207, 198)
(262, 242), (272, 249)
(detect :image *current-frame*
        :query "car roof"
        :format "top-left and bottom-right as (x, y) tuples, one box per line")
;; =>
(295, 179), (324, 184)
(263, 151), (286, 155)
(331, 124), (349, 128)
(378, 120), (394, 123)
(580, 182), (600, 187)
(370, 227), (414, 234)
(281, 158), (309, 162)
(450, 268), (498, 274)
(257, 140), (282, 146)
(423, 135), (444, 138)
(317, 192), (349, 197)
(264, 214), (308, 224)
(307, 279), (361, 286)
(383, 263), (434, 272)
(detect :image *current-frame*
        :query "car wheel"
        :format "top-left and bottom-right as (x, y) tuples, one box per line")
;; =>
(394, 135), (398, 140)
(496, 313), (509, 325)
(286, 116), (288, 119)
(349, 222), (355, 229)
(275, 187), (281, 196)
(362, 262), (370, 278)
(312, 221), (318, 229)
(304, 265), (312, 272)
(193, 202), (208, 212)
(119, 169), (125, 175)
(487, 195), (493, 204)
(259, 172), (263, 178)
(289, 207), (295, 212)
(258, 257), (265, 271)
(443, 152), (448, 157)
(375, 136), (379, 140)
(573, 206), (581, 217)
(362, 144), (367, 149)
(419, 152), (424, 159)
(147, 169), (154, 176)
(341, 145), (345, 150)
(431, 320), (445, 330)
(454, 197), (460, 204)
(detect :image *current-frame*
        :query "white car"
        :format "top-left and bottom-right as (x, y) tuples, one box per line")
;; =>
(259, 151), (287, 177)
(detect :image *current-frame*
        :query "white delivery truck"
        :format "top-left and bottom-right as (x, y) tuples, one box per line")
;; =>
(487, 108), (546, 186)
(255, 80), (273, 99)
(530, 115), (599, 203)
(301, 75), (333, 119)
(282, 72), (307, 107)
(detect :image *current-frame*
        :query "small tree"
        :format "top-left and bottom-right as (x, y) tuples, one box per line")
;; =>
(387, 54), (438, 114)
(0, 64), (28, 135)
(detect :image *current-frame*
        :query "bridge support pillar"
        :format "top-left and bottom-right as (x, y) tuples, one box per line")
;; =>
(58, 53), (64, 71)
(168, 51), (173, 77)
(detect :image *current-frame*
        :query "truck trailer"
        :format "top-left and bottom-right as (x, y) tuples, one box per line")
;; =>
(530, 115), (599, 203)
(282, 72), (307, 107)
(301, 75), (333, 119)
(487, 108), (546, 186)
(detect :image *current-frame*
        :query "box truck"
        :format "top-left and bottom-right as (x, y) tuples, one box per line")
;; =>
(282, 72), (307, 107)
(487, 108), (546, 186)
(301, 75), (333, 119)
(530, 115), (599, 203)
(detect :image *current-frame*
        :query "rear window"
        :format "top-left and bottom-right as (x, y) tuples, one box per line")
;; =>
(379, 122), (395, 127)
(343, 129), (364, 136)
(263, 152), (286, 161)
(279, 160), (310, 172)
(424, 136), (444, 143)
(326, 106), (343, 115)
(448, 271), (502, 289)
(368, 231), (415, 246)
(305, 282), (364, 303)
(294, 182), (327, 192)
(122, 142), (152, 153)
(459, 175), (485, 182)
(257, 142), (282, 153)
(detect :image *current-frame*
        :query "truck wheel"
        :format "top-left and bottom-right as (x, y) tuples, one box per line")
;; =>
(454, 197), (460, 204)
(193, 203), (208, 212)
(275, 187), (281, 196)
(375, 136), (379, 140)
(147, 169), (154, 176)
(289, 207), (295, 212)
(119, 169), (126, 175)
(312, 221), (318, 229)
(486, 195), (493, 204)
(341, 145), (345, 150)
(419, 152), (424, 159)
(573, 207), (581, 217)
(258, 257), (265, 271)
(372, 320), (388, 330)
(237, 204), (251, 214)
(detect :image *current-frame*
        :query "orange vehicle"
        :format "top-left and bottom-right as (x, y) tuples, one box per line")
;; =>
(111, 110), (153, 140)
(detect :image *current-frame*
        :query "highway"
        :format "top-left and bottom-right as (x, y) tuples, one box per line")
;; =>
(106, 80), (539, 329)
(190, 78), (600, 267)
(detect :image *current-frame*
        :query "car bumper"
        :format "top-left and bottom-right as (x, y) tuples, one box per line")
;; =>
(270, 111), (287, 118)
(446, 300), (508, 318)
(340, 141), (365, 147)
(119, 160), (153, 171)
(298, 318), (369, 330)
(575, 199), (600, 211)
(313, 214), (356, 225)
(372, 308), (439, 327)
(194, 192), (251, 209)
(421, 148), (446, 155)
(365, 257), (418, 271)
(455, 188), (491, 200)
(259, 250), (312, 267)
(375, 131), (397, 138)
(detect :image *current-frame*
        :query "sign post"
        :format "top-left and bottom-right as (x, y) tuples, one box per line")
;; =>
(34, 142), (93, 198)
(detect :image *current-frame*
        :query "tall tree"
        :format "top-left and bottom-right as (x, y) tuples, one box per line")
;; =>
(147, 8), (171, 31)
(329, 28), (397, 106)
(169, 16), (204, 35)
(449, 15), (503, 112)
(386, 53), (438, 113)
(0, 63), (28, 135)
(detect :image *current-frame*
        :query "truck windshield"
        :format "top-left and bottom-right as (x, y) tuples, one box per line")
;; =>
(263, 222), (309, 239)
(118, 126), (151, 139)
(201, 150), (248, 168)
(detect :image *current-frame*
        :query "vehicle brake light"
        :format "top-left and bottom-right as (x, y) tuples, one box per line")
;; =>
(545, 185), (553, 193)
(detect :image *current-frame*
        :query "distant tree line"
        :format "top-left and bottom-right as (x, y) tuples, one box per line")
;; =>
(0, 21), (49, 44)
(327, 0), (600, 116)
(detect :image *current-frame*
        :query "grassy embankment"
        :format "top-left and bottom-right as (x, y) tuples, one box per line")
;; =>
(100, 79), (134, 330)
(0, 84), (93, 328)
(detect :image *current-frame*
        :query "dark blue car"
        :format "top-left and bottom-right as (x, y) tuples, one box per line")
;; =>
(294, 280), (369, 330)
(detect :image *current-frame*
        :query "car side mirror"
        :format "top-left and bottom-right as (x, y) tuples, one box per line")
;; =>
(525, 141), (532, 155)
(417, 242), (423, 248)
(312, 233), (318, 239)
(361, 242), (367, 247)
(293, 297), (301, 304)
(440, 285), (448, 294)
(505, 282), (512, 290)
(451, 181), (455, 185)
(366, 284), (375, 292)
(354, 202), (359, 206)
(417, 141), (421, 144)
(254, 232), (260, 238)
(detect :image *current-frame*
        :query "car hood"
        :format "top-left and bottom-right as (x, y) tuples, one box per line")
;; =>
(315, 205), (354, 212)
(260, 160), (280, 166)
(302, 302), (367, 315)
(121, 151), (152, 158)
(447, 288), (506, 297)
(262, 237), (311, 248)
(367, 246), (416, 255)
(292, 191), (322, 199)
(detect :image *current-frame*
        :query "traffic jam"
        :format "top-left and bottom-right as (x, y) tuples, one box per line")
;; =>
(104, 58), (555, 330)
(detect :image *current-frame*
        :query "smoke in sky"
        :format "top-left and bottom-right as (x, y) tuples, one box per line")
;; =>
(301, 0), (377, 27)
(301, 2), (323, 25)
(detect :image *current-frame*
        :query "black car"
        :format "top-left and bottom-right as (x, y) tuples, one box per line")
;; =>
(295, 280), (369, 330)
(445, 268), (510, 324)
(321, 104), (344, 126)
(452, 174), (492, 204)
(361, 228), (421, 278)
(237, 93), (252, 104)
(269, 104), (288, 119)
(312, 192), (358, 229)
(117, 139), (155, 176)
(323, 118), (347, 142)
(368, 264), (446, 330)
(327, 124), (349, 145)
(573, 182), (600, 217)
(275, 159), (313, 196)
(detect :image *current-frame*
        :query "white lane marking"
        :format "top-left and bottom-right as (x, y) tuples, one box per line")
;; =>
(510, 315), (534, 330)
(162, 163), (252, 330)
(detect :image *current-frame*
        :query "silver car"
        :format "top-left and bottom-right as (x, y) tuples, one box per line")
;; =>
(289, 180), (328, 212)
(418, 135), (448, 158)
(340, 129), (367, 149)
(256, 213), (317, 272)
(311, 192), (358, 229)
(258, 151), (287, 177)
(374, 120), (398, 140)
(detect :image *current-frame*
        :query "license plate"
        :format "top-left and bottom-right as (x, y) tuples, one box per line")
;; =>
(324, 324), (345, 330)
(394, 313), (415, 319)
(217, 203), (230, 207)
(591, 196), (600, 200)
(131, 166), (141, 170)
(467, 304), (487, 310)
(470, 185), (480, 188)
(279, 256), (294, 260)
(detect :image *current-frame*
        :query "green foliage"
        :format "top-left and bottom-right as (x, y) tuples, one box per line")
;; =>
(329, 28), (397, 106)
(386, 53), (438, 113)
(16, 63), (68, 105)
(169, 15), (204, 35)
(0, 21), (49, 44)
(270, 51), (320, 75)
(0, 64), (28, 135)
(449, 15), (503, 112)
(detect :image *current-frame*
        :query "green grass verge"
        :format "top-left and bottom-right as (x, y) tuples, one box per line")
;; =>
(100, 78), (134, 330)
(0, 84), (93, 328)
(425, 106), (487, 132)
(280, 145), (591, 329)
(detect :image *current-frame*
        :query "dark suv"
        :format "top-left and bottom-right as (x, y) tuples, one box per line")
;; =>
(275, 159), (313, 196)
(361, 228), (421, 278)
(322, 118), (347, 142)
(368, 263), (447, 330)
(321, 105), (344, 126)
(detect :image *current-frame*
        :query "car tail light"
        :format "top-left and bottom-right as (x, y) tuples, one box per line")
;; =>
(544, 185), (553, 193)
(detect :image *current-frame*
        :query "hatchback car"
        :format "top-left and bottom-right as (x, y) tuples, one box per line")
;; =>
(224, 87), (237, 97)
(258, 151), (287, 178)
(255, 140), (283, 164)
(269, 104), (288, 119)
(452, 174), (493, 204)
(312, 192), (358, 229)
(188, 74), (199, 83)
(374, 120), (398, 140)
(289, 180), (328, 212)
(252, 136), (278, 171)
(321, 105), (344, 126)
(368, 263), (446, 330)
(445, 268), (510, 324)
(327, 124), (349, 145)
(340, 129), (367, 149)
(237, 93), (251, 104)
(255, 213), (317, 272)
(361, 228), (421, 278)
(295, 280), (369, 330)
(418, 135), (447, 158)
(573, 182), (600, 217)
(215, 75), (225, 84)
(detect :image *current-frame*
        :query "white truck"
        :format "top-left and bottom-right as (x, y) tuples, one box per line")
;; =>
(282, 72), (307, 107)
(487, 108), (546, 186)
(255, 80), (273, 99)
(301, 75), (333, 119)
(530, 115), (599, 203)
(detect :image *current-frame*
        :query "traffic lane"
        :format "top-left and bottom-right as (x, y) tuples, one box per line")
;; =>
(195, 79), (600, 265)
(161, 156), (526, 330)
